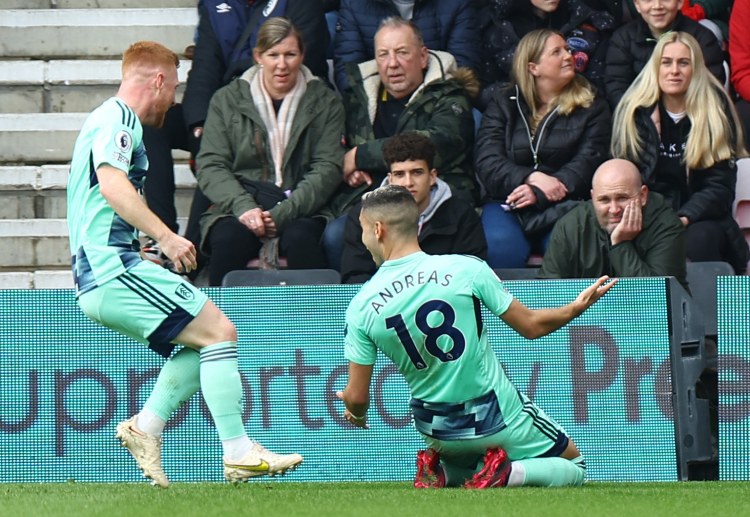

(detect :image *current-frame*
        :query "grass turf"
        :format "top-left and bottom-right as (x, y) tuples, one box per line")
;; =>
(2, 481), (749, 517)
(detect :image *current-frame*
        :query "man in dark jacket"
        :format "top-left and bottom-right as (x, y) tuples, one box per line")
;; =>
(604, 0), (725, 109)
(334, 0), (479, 92)
(142, 0), (330, 258)
(341, 133), (486, 283)
(538, 158), (688, 290)
(323, 17), (478, 270)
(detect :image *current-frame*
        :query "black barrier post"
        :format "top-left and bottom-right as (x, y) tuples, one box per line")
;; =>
(667, 277), (715, 480)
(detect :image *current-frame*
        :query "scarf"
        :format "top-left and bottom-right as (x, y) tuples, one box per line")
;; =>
(249, 67), (307, 269)
(249, 67), (307, 186)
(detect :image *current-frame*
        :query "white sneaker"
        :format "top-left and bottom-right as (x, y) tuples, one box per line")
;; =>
(115, 416), (169, 488)
(223, 442), (303, 482)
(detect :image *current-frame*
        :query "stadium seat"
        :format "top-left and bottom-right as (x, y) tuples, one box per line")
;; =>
(685, 261), (734, 338)
(493, 268), (540, 280)
(733, 159), (750, 259)
(221, 268), (341, 287)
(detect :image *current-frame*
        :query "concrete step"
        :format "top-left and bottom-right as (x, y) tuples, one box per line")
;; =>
(0, 217), (188, 269)
(0, 218), (70, 268)
(0, 59), (191, 113)
(0, 270), (73, 289)
(0, 1), (195, 8)
(0, 9), (197, 58)
(0, 113), (191, 164)
(0, 164), (197, 219)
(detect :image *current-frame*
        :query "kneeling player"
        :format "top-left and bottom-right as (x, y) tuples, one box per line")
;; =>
(337, 185), (614, 488)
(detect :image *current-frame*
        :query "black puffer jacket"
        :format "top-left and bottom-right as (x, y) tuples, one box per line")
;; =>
(478, 0), (615, 98)
(475, 84), (611, 235)
(476, 85), (610, 196)
(632, 103), (749, 272)
(604, 12), (725, 109)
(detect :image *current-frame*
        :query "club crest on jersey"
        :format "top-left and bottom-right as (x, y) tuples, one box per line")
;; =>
(175, 283), (194, 301)
(115, 130), (132, 153)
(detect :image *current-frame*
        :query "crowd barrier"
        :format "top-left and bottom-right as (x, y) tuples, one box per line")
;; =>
(1, 276), (746, 483)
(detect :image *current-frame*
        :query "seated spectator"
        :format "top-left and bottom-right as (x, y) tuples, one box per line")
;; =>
(730, 0), (750, 151)
(538, 158), (688, 289)
(340, 133), (487, 283)
(477, 0), (616, 108)
(196, 18), (345, 286)
(605, 0), (725, 109)
(324, 17), (479, 270)
(333, 0), (479, 92)
(141, 0), (330, 267)
(474, 28), (610, 269)
(611, 31), (749, 273)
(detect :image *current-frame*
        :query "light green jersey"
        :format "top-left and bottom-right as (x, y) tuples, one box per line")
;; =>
(67, 97), (147, 296)
(345, 251), (516, 406)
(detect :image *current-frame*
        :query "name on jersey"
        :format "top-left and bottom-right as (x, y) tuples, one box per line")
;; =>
(370, 270), (452, 314)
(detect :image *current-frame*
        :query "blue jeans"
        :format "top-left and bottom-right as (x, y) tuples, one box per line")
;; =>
(322, 214), (348, 272)
(481, 202), (551, 268)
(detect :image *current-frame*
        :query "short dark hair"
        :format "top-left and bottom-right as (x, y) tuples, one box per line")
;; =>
(382, 133), (436, 170)
(361, 185), (419, 236)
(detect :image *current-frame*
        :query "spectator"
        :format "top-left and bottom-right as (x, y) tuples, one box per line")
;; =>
(333, 0), (479, 92)
(324, 17), (479, 270)
(604, 0), (725, 109)
(475, 28), (610, 269)
(477, 0), (616, 108)
(142, 0), (330, 269)
(538, 158), (688, 289)
(341, 133), (487, 283)
(611, 31), (749, 273)
(196, 18), (345, 286)
(730, 0), (750, 151)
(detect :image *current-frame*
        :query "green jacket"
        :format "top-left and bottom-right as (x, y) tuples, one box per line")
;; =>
(329, 50), (477, 215)
(537, 192), (688, 290)
(196, 65), (345, 249)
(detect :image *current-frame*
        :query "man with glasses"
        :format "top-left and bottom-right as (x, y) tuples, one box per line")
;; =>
(538, 158), (688, 290)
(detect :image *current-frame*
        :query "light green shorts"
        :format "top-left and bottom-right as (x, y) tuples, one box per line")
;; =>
(423, 392), (571, 480)
(78, 260), (208, 357)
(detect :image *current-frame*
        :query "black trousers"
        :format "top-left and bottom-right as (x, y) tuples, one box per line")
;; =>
(142, 103), (209, 248)
(205, 216), (329, 286)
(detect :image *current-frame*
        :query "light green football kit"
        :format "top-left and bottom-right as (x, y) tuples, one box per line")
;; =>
(67, 97), (207, 358)
(345, 252), (585, 486)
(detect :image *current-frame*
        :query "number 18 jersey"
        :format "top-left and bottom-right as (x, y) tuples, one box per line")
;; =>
(345, 251), (516, 412)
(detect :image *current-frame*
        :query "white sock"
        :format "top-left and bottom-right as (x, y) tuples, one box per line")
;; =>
(222, 435), (254, 461)
(136, 408), (167, 437)
(507, 461), (525, 487)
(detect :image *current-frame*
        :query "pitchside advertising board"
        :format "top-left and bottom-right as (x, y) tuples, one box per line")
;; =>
(717, 277), (750, 481)
(3, 276), (737, 484)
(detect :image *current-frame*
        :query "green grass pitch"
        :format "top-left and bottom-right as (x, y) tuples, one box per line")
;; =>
(2, 481), (750, 517)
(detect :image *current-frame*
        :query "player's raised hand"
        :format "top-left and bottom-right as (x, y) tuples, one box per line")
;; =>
(573, 276), (617, 313)
(159, 233), (197, 274)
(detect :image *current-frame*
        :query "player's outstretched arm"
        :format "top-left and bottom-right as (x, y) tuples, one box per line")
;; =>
(500, 276), (616, 340)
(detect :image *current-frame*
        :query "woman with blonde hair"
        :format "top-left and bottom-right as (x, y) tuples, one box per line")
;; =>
(475, 28), (611, 268)
(612, 31), (748, 273)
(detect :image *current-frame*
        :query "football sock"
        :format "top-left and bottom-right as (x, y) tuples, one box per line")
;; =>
(136, 408), (166, 437)
(199, 341), (247, 441)
(141, 347), (201, 435)
(508, 456), (586, 487)
(222, 435), (254, 461)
